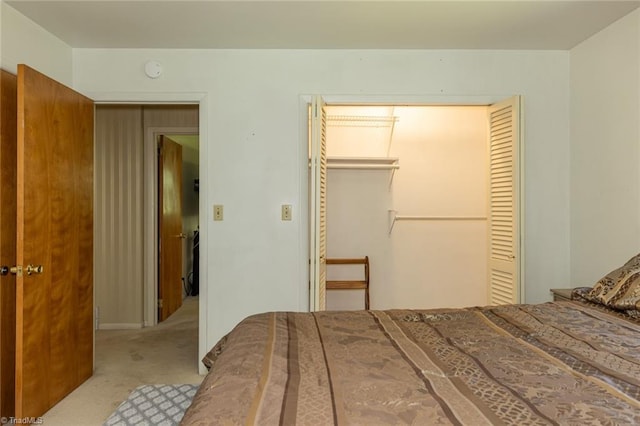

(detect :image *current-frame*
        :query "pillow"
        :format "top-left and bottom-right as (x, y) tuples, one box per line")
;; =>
(585, 253), (640, 310)
(202, 334), (228, 370)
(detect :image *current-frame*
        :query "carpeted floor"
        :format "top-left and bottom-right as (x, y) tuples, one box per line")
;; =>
(42, 297), (204, 425)
(103, 384), (199, 426)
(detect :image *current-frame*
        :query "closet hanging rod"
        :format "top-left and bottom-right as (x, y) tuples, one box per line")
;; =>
(388, 210), (487, 234)
(394, 216), (487, 220)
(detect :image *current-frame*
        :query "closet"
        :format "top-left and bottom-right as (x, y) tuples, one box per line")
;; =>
(324, 105), (490, 310)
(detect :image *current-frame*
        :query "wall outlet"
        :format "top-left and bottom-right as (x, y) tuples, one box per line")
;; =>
(282, 204), (292, 221)
(213, 204), (224, 221)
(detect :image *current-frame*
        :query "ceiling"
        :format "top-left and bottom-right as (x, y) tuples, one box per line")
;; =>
(6, 1), (640, 50)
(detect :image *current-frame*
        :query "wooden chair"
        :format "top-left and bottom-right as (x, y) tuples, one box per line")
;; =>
(326, 256), (370, 310)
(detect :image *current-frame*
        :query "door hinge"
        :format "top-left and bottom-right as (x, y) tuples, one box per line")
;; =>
(158, 299), (163, 308)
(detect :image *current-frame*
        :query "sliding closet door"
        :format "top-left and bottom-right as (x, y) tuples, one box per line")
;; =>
(309, 96), (327, 311)
(488, 96), (521, 305)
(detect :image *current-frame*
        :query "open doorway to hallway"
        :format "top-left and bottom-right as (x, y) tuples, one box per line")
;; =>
(94, 104), (200, 329)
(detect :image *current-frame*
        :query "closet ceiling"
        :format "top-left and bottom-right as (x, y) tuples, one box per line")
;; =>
(7, 1), (640, 49)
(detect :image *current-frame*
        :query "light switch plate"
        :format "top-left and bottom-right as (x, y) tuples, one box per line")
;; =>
(282, 204), (292, 221)
(213, 204), (224, 221)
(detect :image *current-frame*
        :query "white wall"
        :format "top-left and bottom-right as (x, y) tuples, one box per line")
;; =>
(390, 106), (488, 308)
(570, 10), (640, 286)
(72, 48), (570, 363)
(0, 3), (72, 85)
(326, 106), (488, 310)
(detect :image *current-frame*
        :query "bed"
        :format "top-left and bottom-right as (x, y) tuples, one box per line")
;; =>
(181, 255), (640, 425)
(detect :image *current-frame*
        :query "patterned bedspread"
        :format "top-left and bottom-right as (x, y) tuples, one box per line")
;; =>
(181, 302), (640, 425)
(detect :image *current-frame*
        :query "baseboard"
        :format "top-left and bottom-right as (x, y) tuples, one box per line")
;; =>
(98, 323), (144, 330)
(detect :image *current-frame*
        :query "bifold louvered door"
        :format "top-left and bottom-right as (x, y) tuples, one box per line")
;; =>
(488, 97), (521, 305)
(309, 96), (327, 311)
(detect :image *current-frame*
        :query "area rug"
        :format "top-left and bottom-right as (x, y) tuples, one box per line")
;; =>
(103, 384), (199, 426)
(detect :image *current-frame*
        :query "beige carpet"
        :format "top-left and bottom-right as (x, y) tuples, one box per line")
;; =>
(42, 297), (204, 426)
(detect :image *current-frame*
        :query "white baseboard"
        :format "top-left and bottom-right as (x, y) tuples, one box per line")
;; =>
(98, 323), (144, 330)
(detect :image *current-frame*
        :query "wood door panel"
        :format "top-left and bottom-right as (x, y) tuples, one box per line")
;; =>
(0, 69), (17, 419)
(16, 65), (94, 416)
(158, 136), (183, 321)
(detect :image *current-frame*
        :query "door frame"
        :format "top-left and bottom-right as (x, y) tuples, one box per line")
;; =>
(91, 91), (208, 374)
(145, 127), (198, 327)
(299, 94), (525, 308)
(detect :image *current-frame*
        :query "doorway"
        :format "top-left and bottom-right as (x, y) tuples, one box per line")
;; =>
(94, 105), (200, 329)
(309, 97), (522, 311)
(0, 68), (207, 419)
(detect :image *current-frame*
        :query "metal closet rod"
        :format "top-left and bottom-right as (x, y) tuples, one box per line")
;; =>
(394, 215), (487, 220)
(388, 210), (487, 234)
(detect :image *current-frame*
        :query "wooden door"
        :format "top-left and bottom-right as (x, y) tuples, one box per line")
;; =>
(0, 70), (17, 419)
(16, 64), (94, 417)
(158, 135), (183, 321)
(488, 96), (521, 305)
(309, 96), (327, 311)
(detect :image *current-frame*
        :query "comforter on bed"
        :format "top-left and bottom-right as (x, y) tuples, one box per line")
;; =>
(181, 302), (640, 425)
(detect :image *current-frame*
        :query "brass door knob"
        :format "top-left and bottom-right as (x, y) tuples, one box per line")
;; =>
(1, 265), (44, 276)
(26, 264), (43, 275)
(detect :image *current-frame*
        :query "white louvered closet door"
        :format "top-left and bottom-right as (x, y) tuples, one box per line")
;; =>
(309, 96), (327, 311)
(488, 96), (521, 305)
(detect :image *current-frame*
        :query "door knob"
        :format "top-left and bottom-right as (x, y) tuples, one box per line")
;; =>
(1, 265), (44, 276)
(26, 264), (43, 275)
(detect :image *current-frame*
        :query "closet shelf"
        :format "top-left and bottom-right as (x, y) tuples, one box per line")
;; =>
(327, 115), (398, 128)
(327, 157), (399, 170)
(388, 210), (487, 235)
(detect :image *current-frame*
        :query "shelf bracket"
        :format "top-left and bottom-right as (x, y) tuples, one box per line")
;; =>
(388, 167), (397, 190)
(388, 210), (397, 235)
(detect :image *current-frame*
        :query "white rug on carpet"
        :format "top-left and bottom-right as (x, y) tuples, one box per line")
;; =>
(104, 384), (199, 426)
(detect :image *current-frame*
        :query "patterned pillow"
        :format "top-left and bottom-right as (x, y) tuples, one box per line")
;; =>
(585, 253), (640, 310)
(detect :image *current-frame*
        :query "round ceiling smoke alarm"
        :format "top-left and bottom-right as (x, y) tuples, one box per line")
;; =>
(144, 61), (163, 79)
